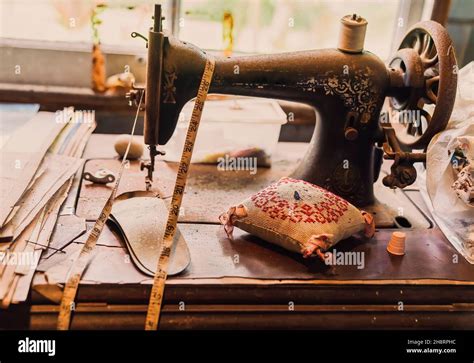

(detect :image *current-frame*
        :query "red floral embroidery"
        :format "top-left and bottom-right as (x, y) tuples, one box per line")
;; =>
(250, 178), (349, 224)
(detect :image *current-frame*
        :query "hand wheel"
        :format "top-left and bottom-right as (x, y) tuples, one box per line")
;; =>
(387, 21), (457, 150)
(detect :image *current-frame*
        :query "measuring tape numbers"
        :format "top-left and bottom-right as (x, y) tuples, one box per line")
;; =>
(145, 56), (215, 330)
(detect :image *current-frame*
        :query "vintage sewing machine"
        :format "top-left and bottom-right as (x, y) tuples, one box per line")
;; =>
(127, 4), (457, 209)
(5, 4), (473, 332)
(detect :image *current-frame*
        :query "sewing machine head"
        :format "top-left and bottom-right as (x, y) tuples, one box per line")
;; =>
(129, 4), (457, 207)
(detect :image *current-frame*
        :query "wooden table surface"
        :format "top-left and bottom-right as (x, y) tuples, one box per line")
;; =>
(4, 134), (473, 330)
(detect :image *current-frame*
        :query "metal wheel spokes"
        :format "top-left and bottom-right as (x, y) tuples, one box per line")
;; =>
(419, 35), (440, 107)
(394, 30), (440, 143)
(418, 33), (438, 67)
(425, 75), (439, 104)
(388, 21), (457, 149)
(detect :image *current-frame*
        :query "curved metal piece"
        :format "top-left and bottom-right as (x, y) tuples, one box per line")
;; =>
(131, 31), (148, 43)
(387, 20), (457, 149)
(109, 195), (191, 276)
(83, 169), (116, 184)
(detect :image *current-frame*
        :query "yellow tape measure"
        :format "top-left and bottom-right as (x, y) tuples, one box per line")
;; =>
(57, 93), (143, 330)
(57, 57), (215, 330)
(145, 56), (215, 330)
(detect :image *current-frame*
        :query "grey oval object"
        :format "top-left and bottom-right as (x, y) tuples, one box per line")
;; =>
(109, 195), (190, 276)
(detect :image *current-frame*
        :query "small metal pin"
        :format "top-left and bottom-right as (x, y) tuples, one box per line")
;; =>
(294, 191), (301, 200)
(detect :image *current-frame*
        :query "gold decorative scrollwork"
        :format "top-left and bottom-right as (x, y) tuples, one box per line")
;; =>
(301, 67), (379, 121)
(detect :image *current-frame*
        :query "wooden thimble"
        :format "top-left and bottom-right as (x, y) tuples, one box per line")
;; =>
(387, 231), (406, 256)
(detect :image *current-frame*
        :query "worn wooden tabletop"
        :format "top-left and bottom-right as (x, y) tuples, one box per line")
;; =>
(12, 134), (472, 329)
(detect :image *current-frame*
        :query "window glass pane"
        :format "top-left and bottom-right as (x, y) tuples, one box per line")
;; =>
(179, 0), (401, 59)
(0, 0), (171, 48)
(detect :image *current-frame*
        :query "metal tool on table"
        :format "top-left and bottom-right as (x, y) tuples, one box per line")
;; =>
(127, 5), (458, 208)
(109, 191), (191, 277)
(82, 169), (116, 185)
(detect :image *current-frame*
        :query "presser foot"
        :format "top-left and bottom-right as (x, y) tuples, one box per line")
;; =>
(140, 145), (165, 191)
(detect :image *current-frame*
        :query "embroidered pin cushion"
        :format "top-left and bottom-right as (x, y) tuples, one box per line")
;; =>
(219, 177), (375, 260)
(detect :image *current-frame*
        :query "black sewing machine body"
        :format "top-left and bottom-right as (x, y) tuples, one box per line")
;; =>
(156, 39), (388, 205)
(132, 5), (457, 207)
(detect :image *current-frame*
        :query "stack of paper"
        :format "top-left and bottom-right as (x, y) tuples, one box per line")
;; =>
(0, 108), (95, 307)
